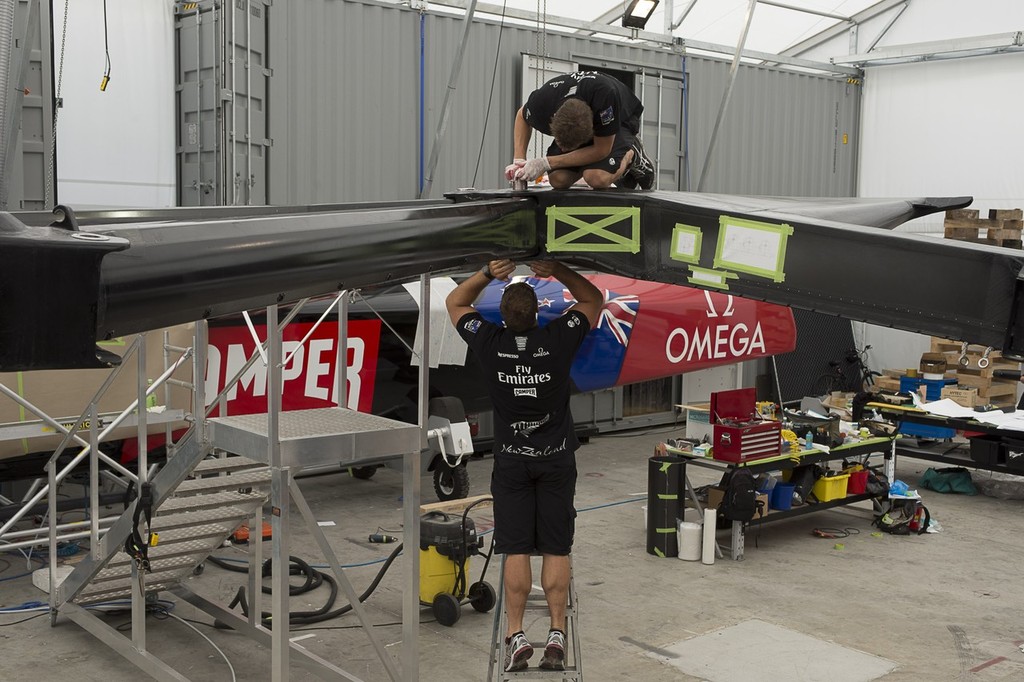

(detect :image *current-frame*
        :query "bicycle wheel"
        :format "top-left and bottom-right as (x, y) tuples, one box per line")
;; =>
(808, 373), (840, 397)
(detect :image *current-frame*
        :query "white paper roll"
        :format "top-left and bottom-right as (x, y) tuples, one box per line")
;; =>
(701, 508), (717, 565)
(678, 521), (703, 561)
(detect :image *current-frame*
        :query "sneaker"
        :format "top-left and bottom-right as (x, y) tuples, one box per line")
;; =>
(539, 629), (566, 671)
(626, 140), (655, 190)
(504, 631), (533, 672)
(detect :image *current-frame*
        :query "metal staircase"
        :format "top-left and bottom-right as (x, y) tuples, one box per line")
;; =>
(54, 432), (270, 607)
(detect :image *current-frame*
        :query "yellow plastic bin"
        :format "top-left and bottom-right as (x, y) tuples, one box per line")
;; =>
(812, 472), (850, 502)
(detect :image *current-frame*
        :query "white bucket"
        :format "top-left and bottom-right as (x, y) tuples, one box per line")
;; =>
(678, 521), (703, 561)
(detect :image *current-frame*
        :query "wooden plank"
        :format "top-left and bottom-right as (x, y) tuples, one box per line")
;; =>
(979, 383), (1018, 398)
(951, 372), (1016, 390)
(944, 226), (980, 240)
(989, 208), (1023, 221)
(987, 228), (1023, 241)
(420, 493), (493, 515)
(946, 208), (980, 221)
(944, 218), (1000, 229)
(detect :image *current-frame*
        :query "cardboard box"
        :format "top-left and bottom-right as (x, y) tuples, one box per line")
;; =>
(941, 386), (979, 408)
(0, 325), (194, 461)
(707, 486), (769, 517)
(678, 402), (713, 442)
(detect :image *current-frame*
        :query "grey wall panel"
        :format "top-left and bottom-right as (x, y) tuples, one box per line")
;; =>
(264, 0), (858, 205)
(5, 0), (51, 210)
(685, 58), (860, 196)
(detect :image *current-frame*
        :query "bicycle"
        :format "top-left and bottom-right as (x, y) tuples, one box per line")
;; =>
(808, 346), (881, 397)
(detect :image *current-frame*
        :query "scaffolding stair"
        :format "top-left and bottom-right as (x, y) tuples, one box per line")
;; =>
(54, 428), (270, 607)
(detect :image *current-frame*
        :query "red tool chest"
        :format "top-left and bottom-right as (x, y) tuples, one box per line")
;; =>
(710, 388), (781, 463)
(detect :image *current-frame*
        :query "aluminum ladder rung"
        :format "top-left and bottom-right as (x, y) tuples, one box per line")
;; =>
(148, 506), (252, 532)
(75, 580), (180, 605)
(156, 488), (265, 514)
(489, 555), (584, 681)
(190, 455), (267, 476)
(173, 469), (272, 495)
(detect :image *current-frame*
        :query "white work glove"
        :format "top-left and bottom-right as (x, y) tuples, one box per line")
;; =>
(514, 157), (551, 182)
(504, 159), (526, 181)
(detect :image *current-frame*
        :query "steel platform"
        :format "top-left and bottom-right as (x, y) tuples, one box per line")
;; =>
(208, 407), (422, 469)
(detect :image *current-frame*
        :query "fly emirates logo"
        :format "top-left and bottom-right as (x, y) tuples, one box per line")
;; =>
(497, 365), (552, 385)
(664, 293), (766, 364)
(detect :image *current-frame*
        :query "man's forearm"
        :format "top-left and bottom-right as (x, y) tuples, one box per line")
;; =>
(447, 270), (492, 308)
(513, 108), (532, 159)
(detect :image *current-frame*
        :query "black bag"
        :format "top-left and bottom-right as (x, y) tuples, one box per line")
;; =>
(874, 500), (929, 535)
(864, 467), (890, 497)
(788, 464), (821, 503)
(717, 468), (761, 522)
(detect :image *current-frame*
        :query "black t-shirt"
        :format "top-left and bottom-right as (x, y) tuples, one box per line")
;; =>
(456, 309), (590, 459)
(523, 71), (643, 138)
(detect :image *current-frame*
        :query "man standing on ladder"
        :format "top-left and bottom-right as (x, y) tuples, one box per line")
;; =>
(505, 71), (656, 190)
(446, 259), (602, 672)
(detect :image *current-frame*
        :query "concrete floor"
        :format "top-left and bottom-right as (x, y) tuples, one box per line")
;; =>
(2, 430), (1024, 681)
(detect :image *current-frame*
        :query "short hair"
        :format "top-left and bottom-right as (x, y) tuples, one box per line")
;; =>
(500, 283), (538, 332)
(551, 99), (594, 151)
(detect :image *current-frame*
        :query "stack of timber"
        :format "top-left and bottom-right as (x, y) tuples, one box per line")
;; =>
(930, 338), (1020, 409)
(873, 370), (903, 393)
(943, 208), (1023, 248)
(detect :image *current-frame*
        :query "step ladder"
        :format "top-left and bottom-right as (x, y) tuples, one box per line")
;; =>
(488, 554), (583, 681)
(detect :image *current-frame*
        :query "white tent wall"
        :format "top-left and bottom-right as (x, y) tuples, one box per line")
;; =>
(802, 0), (1024, 381)
(53, 0), (175, 209)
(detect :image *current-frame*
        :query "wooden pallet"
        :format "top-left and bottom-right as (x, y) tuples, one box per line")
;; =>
(944, 208), (1023, 248)
(930, 337), (1020, 407)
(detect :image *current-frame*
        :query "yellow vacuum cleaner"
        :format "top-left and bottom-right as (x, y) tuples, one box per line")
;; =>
(419, 507), (495, 626)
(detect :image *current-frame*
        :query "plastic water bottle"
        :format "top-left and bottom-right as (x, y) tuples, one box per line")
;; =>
(805, 430), (814, 450)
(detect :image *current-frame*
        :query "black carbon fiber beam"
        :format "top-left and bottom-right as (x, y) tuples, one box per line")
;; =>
(480, 188), (1020, 357)
(1, 198), (536, 370)
(0, 211), (130, 370)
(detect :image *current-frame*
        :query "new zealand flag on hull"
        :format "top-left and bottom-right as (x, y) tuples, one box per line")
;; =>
(475, 277), (638, 392)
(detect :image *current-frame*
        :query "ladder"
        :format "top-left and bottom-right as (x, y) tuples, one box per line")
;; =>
(488, 555), (583, 681)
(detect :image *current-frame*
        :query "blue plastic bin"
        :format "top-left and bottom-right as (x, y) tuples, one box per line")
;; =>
(770, 482), (795, 511)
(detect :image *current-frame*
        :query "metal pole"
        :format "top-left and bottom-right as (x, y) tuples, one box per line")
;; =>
(419, 0), (479, 199)
(655, 73), (663, 190)
(757, 0), (851, 22)
(136, 334), (148, 482)
(697, 0), (758, 192)
(338, 292), (349, 408)
(672, 0), (699, 30)
(663, 0), (674, 35)
(213, 3), (221, 205)
(229, 0), (237, 204)
(267, 304), (288, 681)
(246, 0), (253, 204)
(403, 275), (429, 681)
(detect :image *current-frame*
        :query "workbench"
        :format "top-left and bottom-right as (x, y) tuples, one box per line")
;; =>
(662, 438), (894, 560)
(867, 402), (1024, 476)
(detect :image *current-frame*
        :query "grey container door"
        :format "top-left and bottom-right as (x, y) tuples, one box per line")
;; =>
(175, 0), (268, 207)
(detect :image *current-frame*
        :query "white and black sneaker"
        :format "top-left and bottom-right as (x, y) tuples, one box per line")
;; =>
(504, 631), (533, 672)
(626, 140), (655, 190)
(539, 629), (566, 670)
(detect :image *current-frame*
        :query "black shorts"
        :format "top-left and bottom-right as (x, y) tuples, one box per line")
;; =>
(490, 452), (578, 556)
(546, 127), (638, 175)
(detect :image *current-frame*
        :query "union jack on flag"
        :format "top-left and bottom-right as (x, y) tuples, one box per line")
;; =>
(560, 289), (638, 346)
(598, 290), (639, 346)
